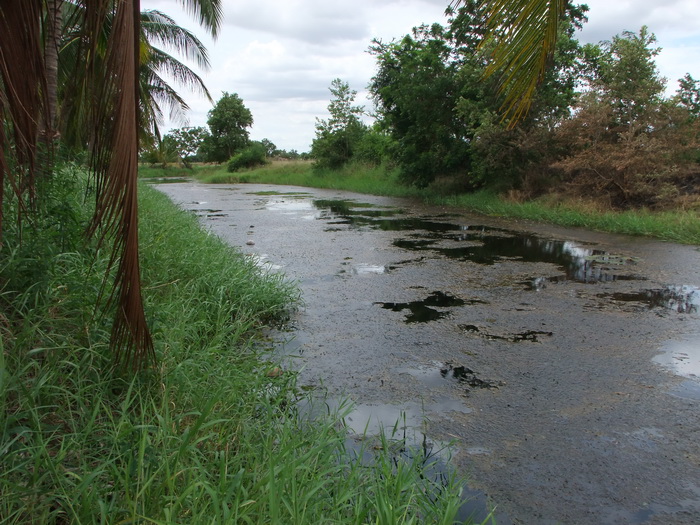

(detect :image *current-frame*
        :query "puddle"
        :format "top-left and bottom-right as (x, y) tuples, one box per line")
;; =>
(313, 200), (463, 232)
(376, 291), (478, 323)
(265, 197), (316, 214)
(351, 263), (386, 275)
(525, 273), (644, 290)
(667, 380), (700, 401)
(298, 396), (505, 524)
(599, 285), (700, 313)
(460, 324), (553, 343)
(654, 337), (700, 377)
(394, 228), (642, 285)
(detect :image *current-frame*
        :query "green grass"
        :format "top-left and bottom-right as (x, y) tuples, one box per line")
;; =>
(1, 167), (481, 524)
(170, 160), (700, 245)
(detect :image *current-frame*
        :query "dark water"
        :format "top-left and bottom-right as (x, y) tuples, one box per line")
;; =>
(156, 183), (700, 525)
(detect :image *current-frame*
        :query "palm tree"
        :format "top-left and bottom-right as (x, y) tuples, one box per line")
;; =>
(140, 9), (213, 145)
(0, 0), (221, 370)
(452, 0), (565, 125)
(59, 6), (213, 150)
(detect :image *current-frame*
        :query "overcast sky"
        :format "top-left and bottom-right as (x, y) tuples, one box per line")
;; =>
(142, 0), (700, 153)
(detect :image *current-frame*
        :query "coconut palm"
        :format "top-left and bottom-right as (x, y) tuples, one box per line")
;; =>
(140, 9), (213, 144)
(59, 6), (213, 150)
(0, 0), (221, 370)
(452, 0), (565, 125)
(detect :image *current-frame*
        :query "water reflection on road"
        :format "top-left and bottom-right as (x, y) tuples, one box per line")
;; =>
(155, 182), (700, 525)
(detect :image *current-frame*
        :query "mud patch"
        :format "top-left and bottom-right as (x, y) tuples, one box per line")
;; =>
(376, 291), (482, 323)
(460, 324), (553, 342)
(193, 209), (228, 218)
(441, 363), (504, 394)
(248, 191), (311, 196)
(396, 361), (502, 396)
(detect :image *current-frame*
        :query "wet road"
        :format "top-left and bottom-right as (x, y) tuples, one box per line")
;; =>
(155, 181), (700, 525)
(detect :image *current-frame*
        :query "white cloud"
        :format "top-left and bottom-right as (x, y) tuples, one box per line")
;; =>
(142, 0), (700, 152)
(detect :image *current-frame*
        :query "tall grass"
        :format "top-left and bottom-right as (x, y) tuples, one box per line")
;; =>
(1, 167), (478, 524)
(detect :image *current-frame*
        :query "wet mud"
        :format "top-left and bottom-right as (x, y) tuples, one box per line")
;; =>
(156, 182), (700, 525)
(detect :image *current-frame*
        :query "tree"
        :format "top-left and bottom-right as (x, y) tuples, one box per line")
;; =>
(201, 92), (253, 162)
(311, 79), (367, 169)
(227, 141), (268, 172)
(593, 26), (665, 129)
(551, 27), (699, 208)
(59, 7), (213, 151)
(676, 74), (700, 119)
(369, 24), (476, 186)
(260, 138), (278, 157)
(0, 0), (222, 370)
(167, 126), (209, 166)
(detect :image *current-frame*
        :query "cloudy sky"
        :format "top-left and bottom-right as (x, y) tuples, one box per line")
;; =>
(142, 0), (700, 153)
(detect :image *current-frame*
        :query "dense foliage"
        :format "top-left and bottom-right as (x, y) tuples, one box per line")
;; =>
(311, 79), (369, 169)
(306, 2), (700, 210)
(227, 141), (269, 172)
(199, 92), (254, 163)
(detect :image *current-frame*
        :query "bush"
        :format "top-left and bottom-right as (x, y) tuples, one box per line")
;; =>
(227, 142), (268, 172)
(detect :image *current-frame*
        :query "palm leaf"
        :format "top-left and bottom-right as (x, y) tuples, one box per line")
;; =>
(85, 0), (154, 369)
(454, 0), (564, 125)
(174, 0), (222, 39)
(0, 0), (49, 236)
(142, 9), (211, 70)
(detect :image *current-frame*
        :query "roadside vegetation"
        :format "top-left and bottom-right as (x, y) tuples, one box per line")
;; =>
(1, 167), (474, 523)
(144, 5), (700, 246)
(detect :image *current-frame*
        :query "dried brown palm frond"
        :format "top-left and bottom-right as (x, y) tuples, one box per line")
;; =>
(0, 0), (48, 233)
(1, 0), (153, 370)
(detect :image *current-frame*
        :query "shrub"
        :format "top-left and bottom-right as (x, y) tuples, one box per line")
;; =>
(227, 142), (268, 172)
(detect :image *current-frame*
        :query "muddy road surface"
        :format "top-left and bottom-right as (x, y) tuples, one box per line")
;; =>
(156, 182), (700, 525)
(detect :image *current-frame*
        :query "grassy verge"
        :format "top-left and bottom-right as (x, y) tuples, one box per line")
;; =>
(1, 167), (475, 524)
(158, 160), (700, 245)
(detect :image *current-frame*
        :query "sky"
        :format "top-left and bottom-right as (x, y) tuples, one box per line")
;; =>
(142, 0), (700, 153)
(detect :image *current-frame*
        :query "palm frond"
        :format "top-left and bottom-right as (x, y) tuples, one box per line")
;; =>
(147, 46), (211, 100)
(0, 0), (49, 233)
(142, 9), (210, 70)
(453, 0), (564, 125)
(86, 0), (154, 370)
(175, 0), (222, 39)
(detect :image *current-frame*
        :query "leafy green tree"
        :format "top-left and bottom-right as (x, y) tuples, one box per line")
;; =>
(311, 79), (367, 169)
(458, 3), (587, 190)
(676, 74), (700, 119)
(369, 23), (477, 186)
(167, 126), (209, 166)
(592, 26), (665, 128)
(260, 138), (278, 157)
(201, 92), (253, 163)
(451, 0), (568, 125)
